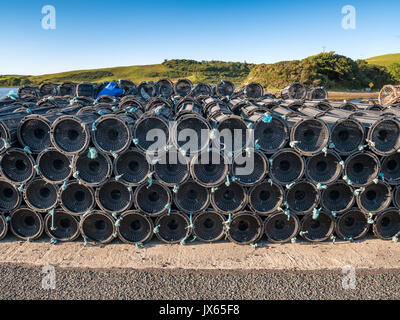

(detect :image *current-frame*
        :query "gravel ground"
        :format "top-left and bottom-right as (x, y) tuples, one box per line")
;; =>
(0, 263), (399, 300)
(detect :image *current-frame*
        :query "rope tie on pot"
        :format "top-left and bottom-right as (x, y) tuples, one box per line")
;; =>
(17, 184), (25, 192)
(392, 233), (400, 243)
(173, 185), (179, 193)
(353, 187), (365, 196)
(331, 211), (337, 218)
(262, 113), (272, 123)
(50, 238), (58, 245)
(98, 110), (105, 116)
(91, 123), (97, 132)
(115, 174), (124, 181)
(49, 208), (56, 231)
(146, 172), (154, 188)
(367, 213), (374, 224)
(225, 174), (231, 187)
(329, 142), (335, 149)
(83, 236), (96, 247)
(165, 203), (171, 215)
(345, 237), (354, 242)
(180, 213), (194, 246)
(7, 90), (18, 100)
(153, 224), (160, 234)
(23, 146), (32, 154)
(223, 213), (232, 239)
(133, 138), (139, 145)
(179, 148), (187, 157)
(250, 243), (259, 249)
(111, 152), (118, 159)
(330, 235), (336, 244)
(365, 139), (375, 148)
(322, 147), (328, 157)
(33, 165), (40, 175)
(284, 209), (291, 221)
(289, 141), (300, 148)
(299, 231), (309, 237)
(61, 181), (67, 191)
(316, 183), (327, 190)
(343, 175), (353, 185)
(254, 139), (261, 150)
(339, 161), (344, 168)
(211, 187), (218, 193)
(135, 242), (144, 249)
(73, 171), (80, 179)
(1, 138), (10, 149)
(358, 144), (367, 151)
(209, 129), (217, 140)
(6, 216), (11, 222)
(87, 147), (98, 159)
(312, 208), (321, 220)
(286, 182), (295, 190)
(267, 178), (273, 186)
(290, 237), (297, 244)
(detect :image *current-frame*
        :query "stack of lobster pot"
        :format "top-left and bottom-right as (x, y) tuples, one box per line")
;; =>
(0, 79), (399, 246)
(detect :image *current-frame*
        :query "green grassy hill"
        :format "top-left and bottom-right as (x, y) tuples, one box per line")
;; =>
(366, 53), (400, 66)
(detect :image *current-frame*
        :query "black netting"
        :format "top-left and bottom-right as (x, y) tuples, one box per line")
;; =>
(300, 212), (334, 242)
(340, 102), (358, 111)
(58, 82), (75, 96)
(211, 182), (246, 213)
(286, 181), (319, 214)
(174, 180), (209, 213)
(0, 180), (20, 212)
(135, 182), (171, 216)
(24, 179), (57, 212)
(216, 80), (234, 97)
(243, 83), (263, 99)
(194, 83), (212, 97)
(157, 79), (174, 98)
(357, 182), (391, 213)
(281, 83), (307, 100)
(51, 117), (89, 154)
(60, 182), (94, 215)
(174, 115), (210, 153)
(321, 182), (354, 213)
(190, 151), (228, 187)
(118, 211), (153, 244)
(373, 209), (400, 240)
(154, 151), (189, 186)
(336, 210), (369, 240)
(270, 149), (304, 185)
(292, 119), (329, 155)
(18, 116), (51, 153)
(193, 211), (224, 242)
(75, 152), (112, 186)
(345, 152), (379, 186)
(331, 120), (364, 155)
(138, 82), (157, 101)
(264, 212), (299, 243)
(76, 83), (96, 98)
(306, 151), (342, 184)
(249, 181), (283, 214)
(228, 213), (262, 244)
(10, 208), (43, 240)
(134, 117), (169, 152)
(38, 149), (71, 183)
(156, 212), (189, 243)
(81, 212), (114, 243)
(216, 116), (248, 151)
(254, 117), (288, 153)
(174, 79), (193, 97)
(96, 180), (132, 213)
(309, 88), (328, 100)
(381, 153), (400, 185)
(114, 149), (150, 185)
(93, 116), (131, 154)
(233, 151), (267, 185)
(45, 210), (79, 241)
(369, 119), (400, 155)
(0, 149), (34, 183)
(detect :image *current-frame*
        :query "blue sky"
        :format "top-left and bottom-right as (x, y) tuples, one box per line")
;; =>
(0, 0), (399, 75)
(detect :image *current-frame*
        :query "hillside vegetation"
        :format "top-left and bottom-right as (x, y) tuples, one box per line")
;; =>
(1, 53), (399, 90)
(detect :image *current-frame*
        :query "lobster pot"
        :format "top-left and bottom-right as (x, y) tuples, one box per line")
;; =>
(192, 83), (212, 97)
(37, 148), (72, 184)
(18, 86), (39, 101)
(379, 85), (400, 105)
(330, 118), (365, 155)
(190, 150), (229, 187)
(95, 95), (117, 105)
(92, 114), (134, 155)
(74, 96), (94, 107)
(264, 211), (300, 243)
(57, 82), (76, 96)
(367, 117), (400, 155)
(44, 210), (80, 242)
(335, 209), (369, 240)
(305, 150), (342, 185)
(0, 179), (21, 212)
(229, 98), (251, 116)
(95, 180), (133, 214)
(300, 211), (335, 242)
(133, 110), (171, 154)
(356, 182), (391, 214)
(174, 180), (210, 213)
(59, 181), (95, 216)
(50, 114), (99, 155)
(0, 113), (28, 145)
(193, 211), (225, 242)
(367, 103), (384, 111)
(280, 83), (307, 100)
(238, 83), (264, 100)
(286, 181), (319, 215)
(153, 150), (190, 187)
(118, 97), (144, 114)
(381, 153), (400, 186)
(73, 151), (113, 187)
(339, 102), (358, 111)
(321, 181), (354, 214)
(373, 208), (400, 240)
(155, 212), (190, 244)
(18, 114), (51, 153)
(269, 148), (304, 185)
(291, 118), (329, 156)
(113, 148), (150, 186)
(0, 214), (7, 240)
(39, 82), (57, 97)
(204, 98), (231, 119)
(232, 150), (267, 186)
(156, 78), (174, 98)
(211, 182), (247, 214)
(137, 81), (158, 101)
(215, 80), (235, 98)
(240, 104), (270, 119)
(0, 148), (35, 184)
(134, 182), (172, 217)
(307, 87), (328, 100)
(249, 112), (289, 154)
(344, 151), (380, 186)
(76, 82), (97, 98)
(210, 113), (249, 153)
(23, 178), (58, 213)
(9, 207), (44, 241)
(117, 211), (153, 244)
(80, 211), (116, 244)
(228, 212), (263, 245)
(119, 80), (137, 96)
(249, 180), (284, 215)
(174, 79), (193, 97)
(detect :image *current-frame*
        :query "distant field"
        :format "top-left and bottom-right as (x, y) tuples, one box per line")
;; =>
(366, 53), (400, 66)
